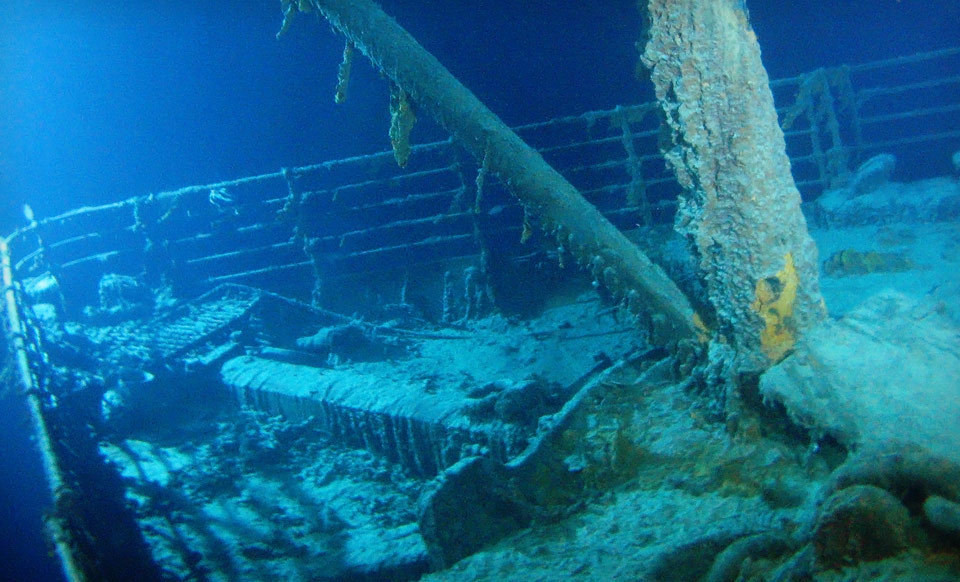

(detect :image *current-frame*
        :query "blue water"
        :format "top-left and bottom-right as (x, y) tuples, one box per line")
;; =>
(1, 1), (958, 579)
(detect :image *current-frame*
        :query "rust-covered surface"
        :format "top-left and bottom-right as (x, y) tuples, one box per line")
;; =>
(641, 0), (827, 367)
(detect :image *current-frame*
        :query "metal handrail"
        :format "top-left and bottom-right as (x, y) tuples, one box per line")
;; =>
(0, 239), (86, 582)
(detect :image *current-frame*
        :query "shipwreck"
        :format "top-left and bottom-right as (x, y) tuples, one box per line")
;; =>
(2, 1), (960, 580)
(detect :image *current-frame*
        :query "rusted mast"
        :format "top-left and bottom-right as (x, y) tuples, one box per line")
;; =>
(641, 0), (827, 368)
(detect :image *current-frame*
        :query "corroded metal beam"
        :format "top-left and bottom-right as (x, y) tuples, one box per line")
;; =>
(294, 0), (700, 343)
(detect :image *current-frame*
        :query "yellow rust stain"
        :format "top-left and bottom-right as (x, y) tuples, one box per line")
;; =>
(752, 252), (798, 362)
(692, 312), (711, 343)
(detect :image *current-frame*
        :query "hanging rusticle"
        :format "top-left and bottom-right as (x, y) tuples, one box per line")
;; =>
(555, 226), (567, 269)
(334, 41), (354, 104)
(389, 83), (416, 167)
(276, 0), (313, 39)
(474, 149), (489, 214)
(520, 208), (533, 244)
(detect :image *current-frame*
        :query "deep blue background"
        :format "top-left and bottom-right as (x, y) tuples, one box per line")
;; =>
(1, 1), (958, 580)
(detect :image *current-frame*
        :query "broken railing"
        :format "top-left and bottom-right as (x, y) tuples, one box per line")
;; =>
(776, 46), (960, 196)
(0, 239), (85, 582)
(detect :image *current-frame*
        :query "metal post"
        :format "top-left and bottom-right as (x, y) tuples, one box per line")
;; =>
(642, 0), (828, 367)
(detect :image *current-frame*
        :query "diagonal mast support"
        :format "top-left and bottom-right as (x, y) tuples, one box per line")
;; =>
(293, 0), (699, 343)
